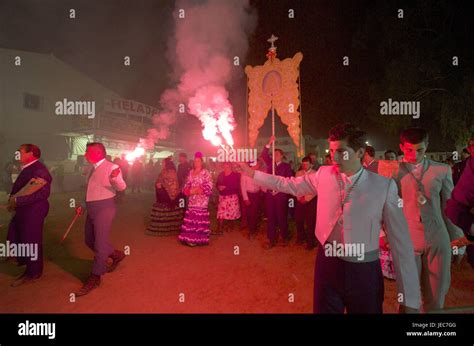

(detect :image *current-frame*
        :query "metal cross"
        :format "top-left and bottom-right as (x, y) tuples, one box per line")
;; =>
(267, 34), (278, 49)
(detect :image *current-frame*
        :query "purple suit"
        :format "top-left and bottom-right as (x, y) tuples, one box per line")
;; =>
(7, 160), (52, 278)
(261, 146), (294, 243)
(446, 156), (474, 267)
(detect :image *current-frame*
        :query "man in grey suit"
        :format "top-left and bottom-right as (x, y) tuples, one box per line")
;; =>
(240, 123), (421, 313)
(396, 128), (464, 312)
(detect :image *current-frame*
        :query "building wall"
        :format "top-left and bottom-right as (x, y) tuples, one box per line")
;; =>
(0, 48), (122, 163)
(0, 48), (181, 169)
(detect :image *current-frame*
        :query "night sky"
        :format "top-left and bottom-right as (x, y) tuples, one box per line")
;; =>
(1, 0), (472, 151)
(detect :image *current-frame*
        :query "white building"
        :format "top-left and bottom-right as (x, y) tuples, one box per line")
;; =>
(0, 48), (180, 172)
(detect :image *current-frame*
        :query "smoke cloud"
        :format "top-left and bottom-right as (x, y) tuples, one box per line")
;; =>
(144, 0), (257, 148)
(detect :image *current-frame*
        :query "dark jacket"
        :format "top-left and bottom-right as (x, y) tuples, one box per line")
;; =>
(177, 162), (191, 189)
(261, 146), (294, 178)
(446, 157), (474, 240)
(11, 160), (52, 212)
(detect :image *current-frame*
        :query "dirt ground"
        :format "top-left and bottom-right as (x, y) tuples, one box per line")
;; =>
(0, 190), (473, 313)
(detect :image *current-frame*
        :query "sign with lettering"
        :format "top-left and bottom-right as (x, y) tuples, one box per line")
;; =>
(99, 113), (146, 137)
(104, 99), (158, 118)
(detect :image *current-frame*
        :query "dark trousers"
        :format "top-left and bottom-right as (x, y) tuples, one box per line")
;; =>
(7, 203), (49, 278)
(295, 198), (317, 246)
(115, 190), (125, 204)
(245, 192), (260, 233)
(85, 198), (117, 276)
(265, 192), (289, 243)
(288, 197), (295, 220)
(313, 245), (384, 313)
(467, 245), (474, 268)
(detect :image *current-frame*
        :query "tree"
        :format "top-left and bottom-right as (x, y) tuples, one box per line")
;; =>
(353, 0), (473, 150)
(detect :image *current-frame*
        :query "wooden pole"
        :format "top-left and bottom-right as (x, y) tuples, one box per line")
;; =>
(298, 70), (303, 157)
(271, 100), (275, 176)
(245, 76), (249, 148)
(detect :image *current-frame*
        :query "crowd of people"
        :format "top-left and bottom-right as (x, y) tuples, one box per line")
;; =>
(1, 124), (473, 314)
(141, 142), (322, 251)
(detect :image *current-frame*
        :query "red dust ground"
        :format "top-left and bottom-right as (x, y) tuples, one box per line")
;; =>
(0, 190), (473, 313)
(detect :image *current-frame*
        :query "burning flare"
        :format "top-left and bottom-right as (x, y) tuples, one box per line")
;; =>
(125, 147), (145, 163)
(188, 85), (236, 148)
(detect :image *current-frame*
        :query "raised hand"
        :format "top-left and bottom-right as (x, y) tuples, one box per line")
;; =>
(268, 135), (276, 146)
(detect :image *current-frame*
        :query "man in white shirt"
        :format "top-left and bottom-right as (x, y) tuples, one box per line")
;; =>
(75, 142), (127, 297)
(240, 123), (421, 313)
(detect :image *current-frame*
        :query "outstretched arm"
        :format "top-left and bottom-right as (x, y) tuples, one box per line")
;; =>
(251, 168), (319, 198)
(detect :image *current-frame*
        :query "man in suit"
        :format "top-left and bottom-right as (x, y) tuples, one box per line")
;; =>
(384, 150), (398, 161)
(240, 160), (262, 239)
(240, 123), (421, 313)
(363, 145), (378, 173)
(177, 152), (191, 190)
(295, 156), (318, 250)
(452, 137), (474, 185)
(75, 142), (127, 296)
(395, 127), (464, 312)
(446, 134), (474, 241)
(261, 136), (294, 249)
(446, 153), (474, 268)
(308, 152), (321, 171)
(5, 144), (52, 287)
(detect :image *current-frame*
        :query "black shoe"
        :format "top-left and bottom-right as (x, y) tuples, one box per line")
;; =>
(108, 250), (126, 273)
(75, 275), (101, 297)
(11, 273), (41, 287)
